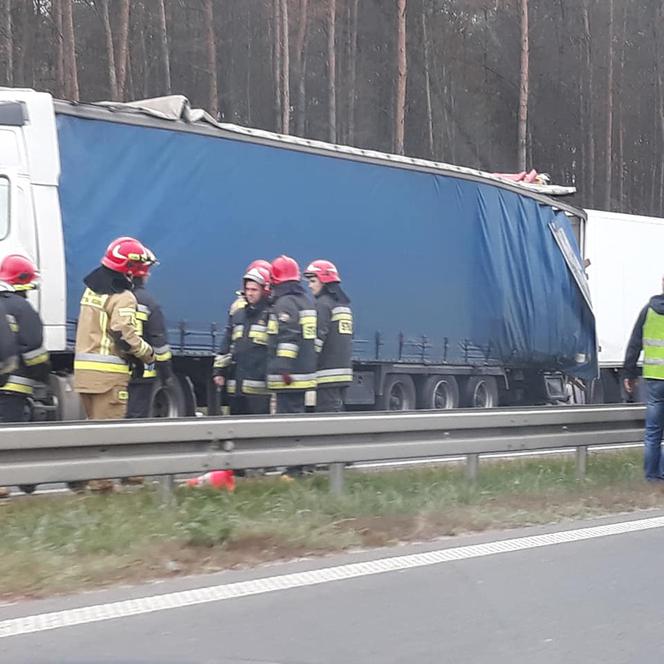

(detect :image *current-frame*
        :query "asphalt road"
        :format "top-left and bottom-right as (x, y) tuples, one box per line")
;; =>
(1, 512), (663, 663)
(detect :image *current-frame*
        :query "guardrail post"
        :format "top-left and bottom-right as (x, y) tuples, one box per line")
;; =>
(466, 454), (479, 483)
(576, 446), (588, 480)
(329, 463), (345, 496)
(158, 475), (175, 504)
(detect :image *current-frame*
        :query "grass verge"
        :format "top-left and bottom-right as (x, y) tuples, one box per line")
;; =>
(1, 450), (661, 599)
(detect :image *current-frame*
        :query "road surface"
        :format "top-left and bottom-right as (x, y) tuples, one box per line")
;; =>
(1, 512), (663, 663)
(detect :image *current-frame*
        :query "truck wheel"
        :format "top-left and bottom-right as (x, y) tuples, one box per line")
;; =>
(462, 376), (499, 408)
(376, 374), (416, 411)
(417, 375), (459, 410)
(150, 376), (195, 418)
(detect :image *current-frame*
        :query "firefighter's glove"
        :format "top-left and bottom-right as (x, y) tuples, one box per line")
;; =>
(130, 359), (145, 380)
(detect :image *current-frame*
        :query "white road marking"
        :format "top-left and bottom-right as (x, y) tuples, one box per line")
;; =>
(1, 515), (663, 640)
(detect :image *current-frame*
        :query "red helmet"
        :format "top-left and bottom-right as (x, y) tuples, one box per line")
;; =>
(245, 259), (272, 286)
(246, 259), (272, 274)
(271, 255), (301, 285)
(0, 254), (39, 290)
(101, 237), (150, 276)
(243, 265), (271, 291)
(304, 259), (341, 284)
(131, 247), (158, 278)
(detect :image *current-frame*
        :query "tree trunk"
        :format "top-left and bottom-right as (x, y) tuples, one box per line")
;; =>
(280, 0), (290, 133)
(115, 0), (130, 100)
(327, 0), (337, 143)
(202, 0), (219, 117)
(394, 0), (407, 155)
(605, 0), (614, 209)
(295, 0), (309, 136)
(61, 0), (78, 100)
(156, 0), (171, 95)
(421, 2), (434, 159)
(348, 0), (359, 144)
(22, 0), (35, 87)
(655, 5), (664, 212)
(53, 0), (65, 96)
(517, 0), (529, 171)
(273, 0), (282, 129)
(245, 2), (253, 125)
(1, 0), (12, 85)
(582, 0), (595, 206)
(133, 0), (148, 98)
(616, 3), (626, 209)
(100, 0), (118, 100)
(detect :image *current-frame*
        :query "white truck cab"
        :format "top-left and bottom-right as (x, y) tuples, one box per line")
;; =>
(0, 88), (66, 352)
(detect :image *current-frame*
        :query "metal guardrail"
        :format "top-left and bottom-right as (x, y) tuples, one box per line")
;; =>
(0, 404), (646, 495)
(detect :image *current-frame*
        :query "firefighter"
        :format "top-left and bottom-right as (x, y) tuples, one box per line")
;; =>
(304, 259), (353, 412)
(0, 255), (48, 498)
(216, 259), (272, 415)
(74, 237), (154, 421)
(126, 248), (176, 418)
(213, 264), (271, 415)
(267, 255), (317, 414)
(0, 254), (50, 422)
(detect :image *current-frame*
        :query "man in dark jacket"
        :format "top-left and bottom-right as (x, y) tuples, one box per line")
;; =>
(304, 259), (353, 412)
(0, 254), (49, 423)
(267, 255), (317, 414)
(126, 249), (175, 418)
(0, 254), (49, 498)
(213, 264), (271, 415)
(624, 286), (664, 481)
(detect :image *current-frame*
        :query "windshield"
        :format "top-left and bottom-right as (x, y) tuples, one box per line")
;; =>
(0, 177), (8, 240)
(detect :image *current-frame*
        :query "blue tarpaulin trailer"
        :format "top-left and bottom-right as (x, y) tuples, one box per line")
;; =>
(52, 98), (595, 411)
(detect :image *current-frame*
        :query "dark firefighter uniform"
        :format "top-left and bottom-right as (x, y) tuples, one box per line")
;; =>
(0, 289), (50, 422)
(0, 301), (18, 384)
(314, 289), (353, 412)
(267, 282), (317, 413)
(126, 280), (174, 418)
(213, 296), (270, 415)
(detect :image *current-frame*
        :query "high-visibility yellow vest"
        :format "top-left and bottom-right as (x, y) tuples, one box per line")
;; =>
(643, 307), (664, 380)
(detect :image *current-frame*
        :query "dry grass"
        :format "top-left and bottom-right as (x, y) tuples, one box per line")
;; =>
(0, 449), (661, 599)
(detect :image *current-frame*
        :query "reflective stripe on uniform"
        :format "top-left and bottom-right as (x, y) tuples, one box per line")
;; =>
(317, 367), (353, 385)
(315, 338), (324, 352)
(330, 306), (352, 321)
(232, 325), (244, 340)
(6, 314), (17, 333)
(74, 352), (130, 375)
(2, 374), (35, 395)
(138, 340), (152, 358)
(242, 379), (267, 395)
(248, 324), (268, 345)
(299, 309), (316, 340)
(80, 289), (109, 309)
(267, 372), (317, 390)
(229, 294), (247, 316)
(227, 379), (237, 395)
(154, 344), (172, 362)
(136, 304), (151, 321)
(267, 315), (278, 335)
(22, 346), (49, 366)
(277, 342), (299, 359)
(214, 353), (232, 369)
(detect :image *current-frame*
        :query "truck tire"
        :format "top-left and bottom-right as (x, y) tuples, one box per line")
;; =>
(376, 374), (416, 411)
(150, 376), (195, 418)
(417, 375), (459, 410)
(462, 376), (499, 408)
